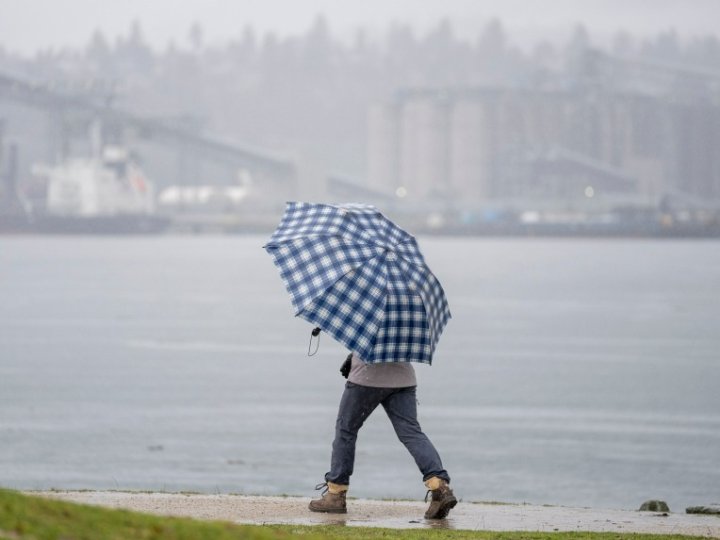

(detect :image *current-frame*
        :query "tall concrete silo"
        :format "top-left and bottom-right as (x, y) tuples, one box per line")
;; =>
(398, 94), (450, 201)
(449, 97), (492, 202)
(366, 102), (400, 195)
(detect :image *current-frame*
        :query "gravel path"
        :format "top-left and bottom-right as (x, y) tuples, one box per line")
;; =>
(38, 491), (720, 537)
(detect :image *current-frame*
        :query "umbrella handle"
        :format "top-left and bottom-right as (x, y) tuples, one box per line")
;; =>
(308, 327), (321, 356)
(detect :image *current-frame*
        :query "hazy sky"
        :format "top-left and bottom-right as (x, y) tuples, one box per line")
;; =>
(2, 0), (720, 54)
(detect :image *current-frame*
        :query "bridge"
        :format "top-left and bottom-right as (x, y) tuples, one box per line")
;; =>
(0, 70), (297, 199)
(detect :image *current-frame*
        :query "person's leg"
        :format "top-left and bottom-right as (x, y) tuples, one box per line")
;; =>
(325, 382), (388, 484)
(310, 382), (389, 513)
(382, 386), (456, 519)
(381, 386), (449, 483)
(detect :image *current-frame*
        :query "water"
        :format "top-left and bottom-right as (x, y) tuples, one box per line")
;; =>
(1, 235), (719, 511)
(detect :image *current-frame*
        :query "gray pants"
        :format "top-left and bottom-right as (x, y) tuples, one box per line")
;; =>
(325, 381), (450, 486)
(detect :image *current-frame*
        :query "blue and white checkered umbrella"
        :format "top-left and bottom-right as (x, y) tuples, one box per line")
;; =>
(264, 202), (451, 364)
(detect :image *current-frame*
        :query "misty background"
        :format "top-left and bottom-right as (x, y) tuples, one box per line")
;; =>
(1, 0), (720, 511)
(1, 0), (720, 231)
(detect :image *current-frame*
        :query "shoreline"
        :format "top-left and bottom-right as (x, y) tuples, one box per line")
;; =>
(35, 490), (720, 537)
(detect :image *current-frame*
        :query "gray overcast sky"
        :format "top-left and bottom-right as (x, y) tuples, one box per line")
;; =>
(1, 0), (719, 54)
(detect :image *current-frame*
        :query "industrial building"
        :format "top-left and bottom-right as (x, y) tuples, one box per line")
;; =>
(367, 77), (720, 209)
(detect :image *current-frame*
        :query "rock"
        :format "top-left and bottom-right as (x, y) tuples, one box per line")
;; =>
(639, 500), (670, 512)
(686, 505), (720, 515)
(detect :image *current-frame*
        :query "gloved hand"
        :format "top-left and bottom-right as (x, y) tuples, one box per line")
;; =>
(340, 353), (352, 378)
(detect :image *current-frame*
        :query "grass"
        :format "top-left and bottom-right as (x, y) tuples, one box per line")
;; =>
(0, 488), (708, 540)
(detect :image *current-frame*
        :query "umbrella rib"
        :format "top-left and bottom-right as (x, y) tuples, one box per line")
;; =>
(363, 255), (389, 362)
(391, 260), (438, 348)
(266, 232), (366, 248)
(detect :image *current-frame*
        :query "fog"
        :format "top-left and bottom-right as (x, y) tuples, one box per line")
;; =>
(0, 2), (720, 235)
(2, 0), (720, 518)
(2, 0), (720, 237)
(3, 0), (720, 54)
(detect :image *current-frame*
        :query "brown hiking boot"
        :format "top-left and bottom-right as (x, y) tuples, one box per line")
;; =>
(308, 482), (348, 514)
(424, 477), (457, 519)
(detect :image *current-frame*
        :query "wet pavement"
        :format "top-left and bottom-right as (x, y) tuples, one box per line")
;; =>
(39, 491), (720, 537)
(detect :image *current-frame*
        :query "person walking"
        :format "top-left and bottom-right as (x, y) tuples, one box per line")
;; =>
(309, 353), (456, 519)
(265, 203), (454, 518)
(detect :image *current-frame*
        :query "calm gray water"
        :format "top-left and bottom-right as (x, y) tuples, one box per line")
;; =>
(1, 235), (719, 511)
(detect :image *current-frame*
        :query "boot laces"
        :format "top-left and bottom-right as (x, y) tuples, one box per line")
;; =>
(424, 489), (432, 503)
(314, 482), (329, 496)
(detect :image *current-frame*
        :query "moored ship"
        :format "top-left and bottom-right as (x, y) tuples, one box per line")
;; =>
(1, 146), (168, 234)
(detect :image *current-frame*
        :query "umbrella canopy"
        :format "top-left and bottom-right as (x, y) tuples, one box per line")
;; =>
(264, 202), (451, 364)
